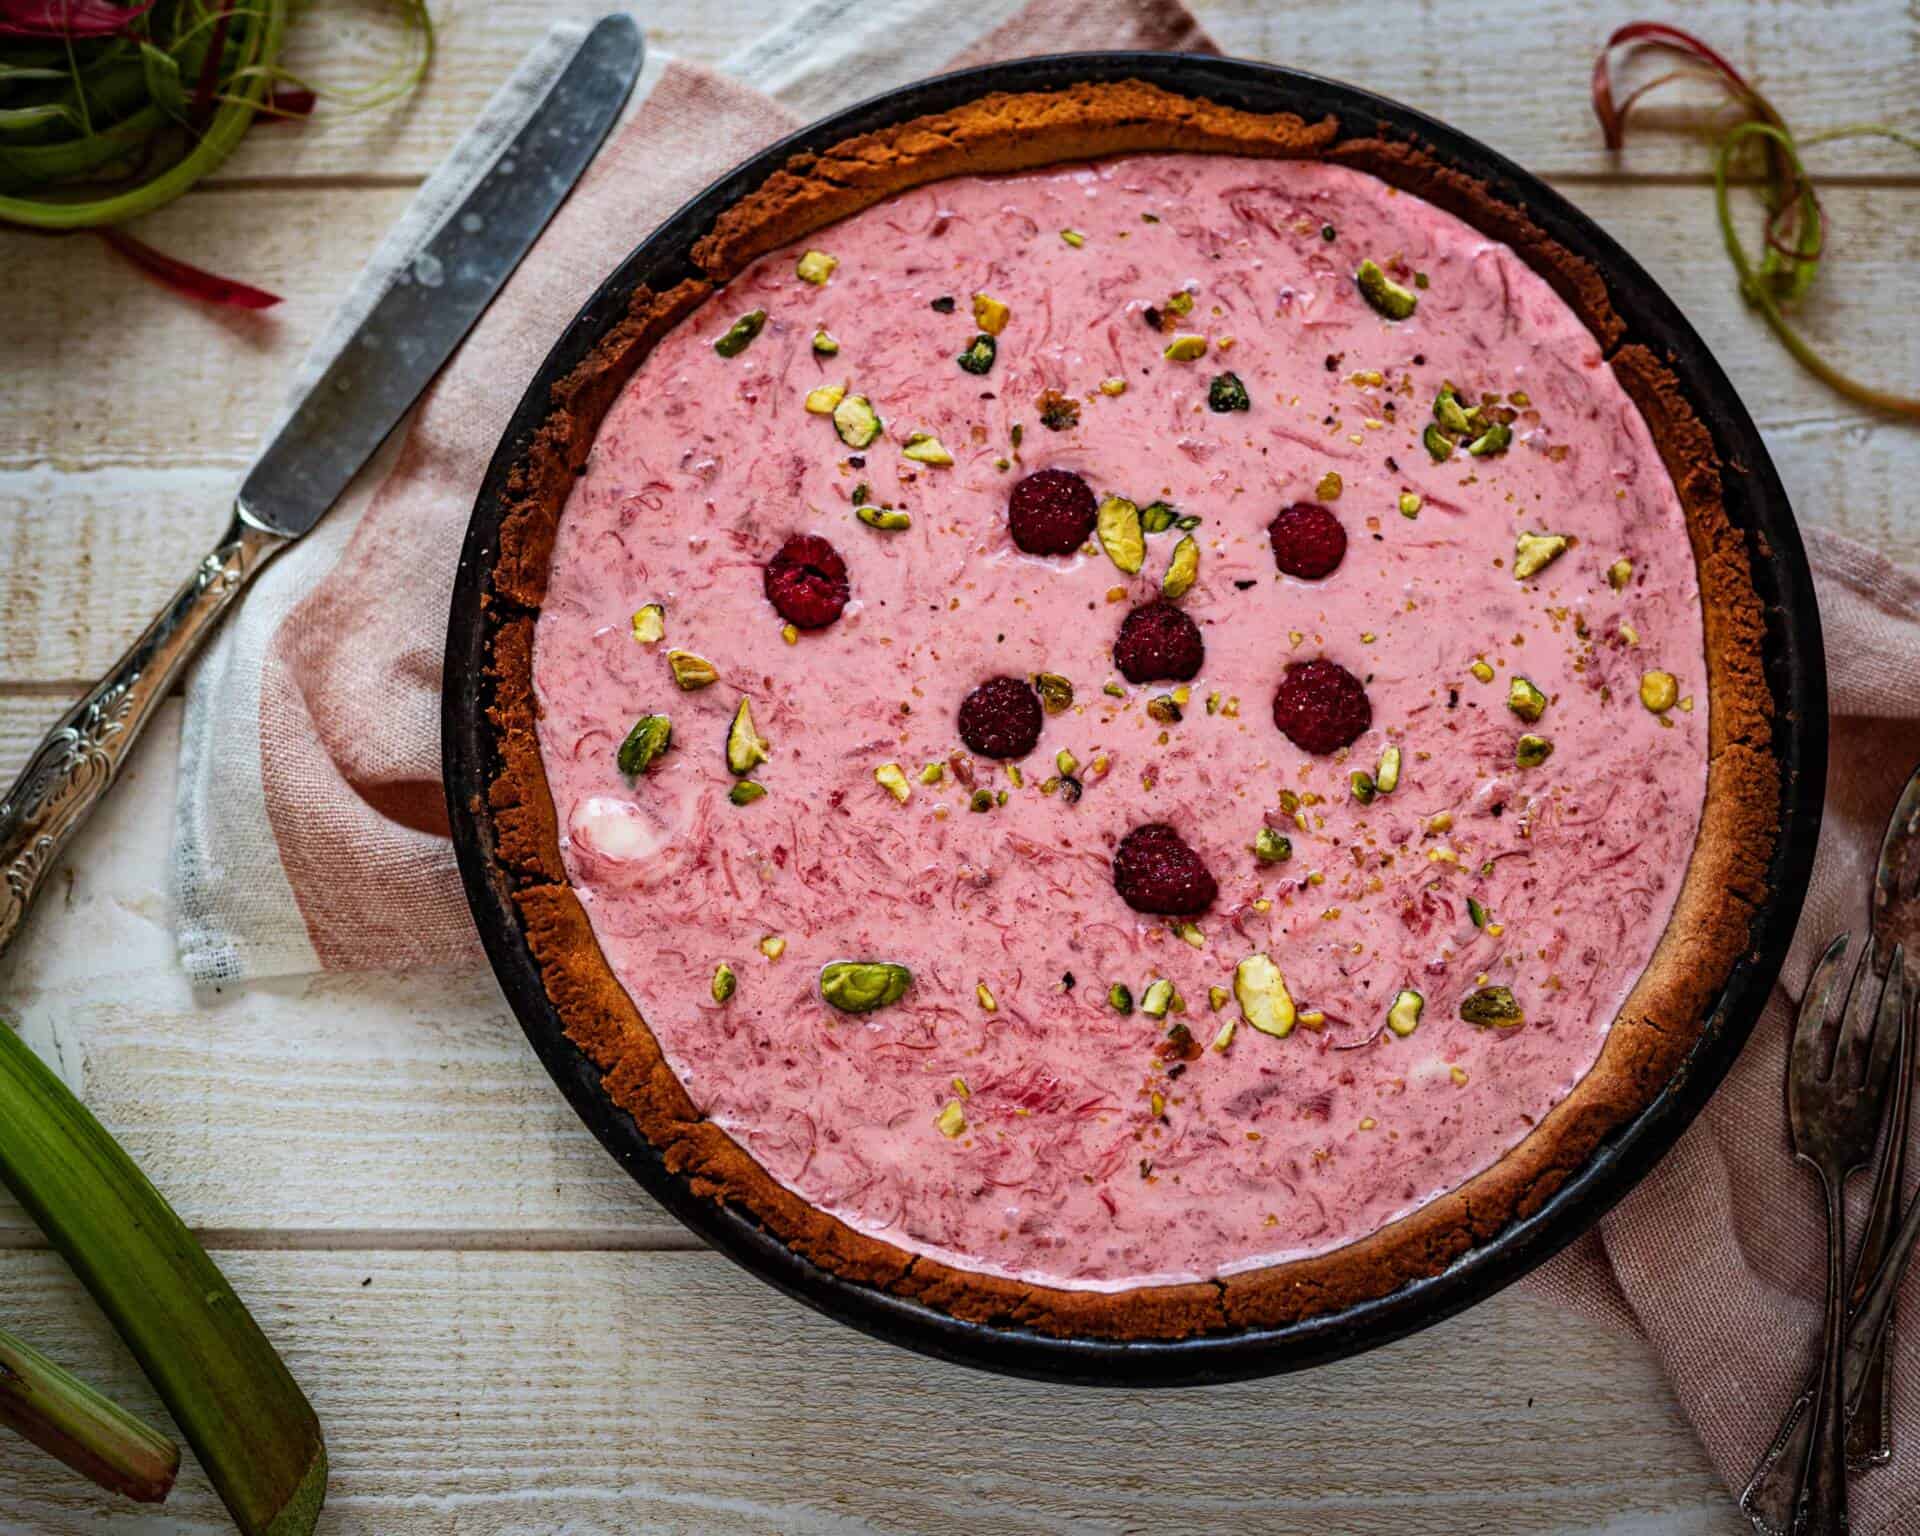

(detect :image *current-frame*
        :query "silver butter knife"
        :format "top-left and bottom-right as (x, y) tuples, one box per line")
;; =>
(0, 15), (642, 957)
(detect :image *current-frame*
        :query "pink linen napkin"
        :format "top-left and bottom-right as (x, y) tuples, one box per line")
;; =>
(169, 1), (1920, 1521)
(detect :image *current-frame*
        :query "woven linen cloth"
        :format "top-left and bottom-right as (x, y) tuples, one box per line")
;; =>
(169, 3), (1920, 1523)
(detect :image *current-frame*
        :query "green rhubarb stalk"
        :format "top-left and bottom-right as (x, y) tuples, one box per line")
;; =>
(0, 1324), (179, 1504)
(0, 1023), (325, 1534)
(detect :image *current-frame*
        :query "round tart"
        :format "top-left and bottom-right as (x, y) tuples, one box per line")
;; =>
(487, 80), (1775, 1340)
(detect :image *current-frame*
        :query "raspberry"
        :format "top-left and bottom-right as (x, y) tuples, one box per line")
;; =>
(1272, 658), (1372, 754)
(1008, 468), (1097, 555)
(1112, 600), (1204, 683)
(764, 534), (849, 629)
(1268, 502), (1347, 580)
(958, 675), (1044, 759)
(1112, 823), (1218, 916)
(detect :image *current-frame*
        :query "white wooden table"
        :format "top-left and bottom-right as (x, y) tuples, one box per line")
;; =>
(2, 3), (1913, 1529)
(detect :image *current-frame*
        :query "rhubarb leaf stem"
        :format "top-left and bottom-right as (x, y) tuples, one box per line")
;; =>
(0, 1323), (179, 1503)
(0, 1022), (326, 1534)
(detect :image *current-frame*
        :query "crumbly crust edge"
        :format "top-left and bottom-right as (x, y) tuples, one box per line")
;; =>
(484, 80), (1778, 1342)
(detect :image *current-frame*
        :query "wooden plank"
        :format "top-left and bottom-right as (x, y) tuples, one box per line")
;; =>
(0, 699), (686, 1246)
(196, 0), (1920, 185)
(0, 181), (1912, 682)
(0, 1247), (1743, 1534)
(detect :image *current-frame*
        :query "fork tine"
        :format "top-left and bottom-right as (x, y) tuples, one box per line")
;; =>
(1861, 943), (1909, 1098)
(1795, 934), (1853, 1082)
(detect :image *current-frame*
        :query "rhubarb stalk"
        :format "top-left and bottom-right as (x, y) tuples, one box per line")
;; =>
(0, 1324), (179, 1503)
(0, 1023), (325, 1534)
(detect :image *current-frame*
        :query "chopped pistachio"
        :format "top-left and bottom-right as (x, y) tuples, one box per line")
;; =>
(1355, 259), (1418, 320)
(1102, 682), (1126, 699)
(1398, 492), (1423, 519)
(1161, 534), (1200, 599)
(1034, 672), (1074, 715)
(819, 960), (913, 1013)
(714, 309), (767, 357)
(1423, 423), (1456, 462)
(969, 789), (994, 813)
(1006, 764), (1024, 789)
(1467, 896), (1488, 928)
(1096, 495), (1146, 574)
(726, 698), (770, 776)
(936, 1100), (967, 1138)
(832, 393), (882, 449)
(729, 780), (767, 806)
(1254, 826), (1292, 864)
(711, 963), (737, 1003)
(1099, 377), (1128, 396)
(1172, 921), (1205, 950)
(667, 649), (719, 690)
(903, 431), (953, 466)
(1315, 470), (1343, 501)
(918, 762), (945, 786)
(1433, 387), (1474, 436)
(780, 624), (799, 646)
(1147, 694), (1182, 725)
(1620, 621), (1641, 646)
(857, 505), (911, 531)
(805, 382), (846, 414)
(1140, 500), (1179, 534)
(1233, 951), (1297, 1039)
(976, 981), (998, 1012)
(631, 604), (665, 644)
(1163, 334), (1208, 362)
(1386, 988), (1424, 1038)
(1515, 733), (1554, 770)
(1506, 676), (1548, 722)
(1141, 979), (1175, 1018)
(795, 249), (838, 284)
(1460, 984), (1525, 1028)
(875, 763), (912, 803)
(1205, 985), (1229, 1013)
(1375, 745), (1402, 794)
(1468, 420), (1513, 457)
(1207, 372), (1251, 413)
(972, 293), (1010, 334)
(1108, 982), (1135, 1015)
(1639, 669), (1679, 713)
(1165, 290), (1195, 316)
(956, 334), (997, 375)
(1055, 748), (1080, 778)
(811, 329), (839, 356)
(1470, 660), (1495, 684)
(617, 713), (672, 776)
(1211, 1018), (1237, 1052)
(1350, 770), (1377, 805)
(1060, 228), (1086, 248)
(759, 935), (787, 960)
(1512, 531), (1570, 581)
(1608, 558), (1634, 591)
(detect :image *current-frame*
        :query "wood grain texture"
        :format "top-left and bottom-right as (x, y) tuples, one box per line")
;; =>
(3, 1), (1909, 1523)
(193, 0), (1920, 184)
(0, 1248), (1743, 1535)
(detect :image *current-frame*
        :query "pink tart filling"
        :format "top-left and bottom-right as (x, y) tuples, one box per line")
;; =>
(532, 154), (1708, 1290)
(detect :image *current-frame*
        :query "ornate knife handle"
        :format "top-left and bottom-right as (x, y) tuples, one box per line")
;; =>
(0, 514), (283, 957)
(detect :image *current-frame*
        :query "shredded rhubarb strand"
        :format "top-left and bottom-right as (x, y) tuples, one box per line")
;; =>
(97, 228), (280, 310)
(1594, 20), (1919, 418)
(0, 0), (156, 38)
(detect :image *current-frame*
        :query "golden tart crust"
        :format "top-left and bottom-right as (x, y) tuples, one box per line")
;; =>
(485, 80), (1776, 1341)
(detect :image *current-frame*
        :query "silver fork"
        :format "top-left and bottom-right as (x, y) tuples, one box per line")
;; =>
(1788, 934), (1906, 1534)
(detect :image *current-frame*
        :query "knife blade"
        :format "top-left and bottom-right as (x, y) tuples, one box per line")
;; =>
(241, 14), (642, 536)
(0, 15), (643, 957)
